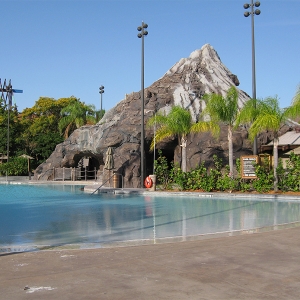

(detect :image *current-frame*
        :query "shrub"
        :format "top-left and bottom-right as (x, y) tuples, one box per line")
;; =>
(154, 150), (172, 189)
(277, 152), (300, 191)
(252, 164), (273, 193)
(154, 150), (300, 193)
(170, 162), (188, 190)
(0, 157), (28, 176)
(216, 165), (237, 192)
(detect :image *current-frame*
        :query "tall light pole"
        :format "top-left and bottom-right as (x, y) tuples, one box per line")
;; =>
(6, 81), (12, 163)
(0, 79), (23, 163)
(244, 1), (261, 155)
(153, 113), (156, 175)
(137, 21), (148, 187)
(147, 110), (156, 175)
(99, 85), (104, 118)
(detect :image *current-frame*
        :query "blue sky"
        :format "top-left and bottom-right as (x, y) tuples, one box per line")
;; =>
(1, 0), (299, 112)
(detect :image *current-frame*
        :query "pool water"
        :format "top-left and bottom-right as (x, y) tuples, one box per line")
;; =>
(1, 184), (300, 252)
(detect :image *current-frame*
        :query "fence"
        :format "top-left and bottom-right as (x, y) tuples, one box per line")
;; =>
(52, 167), (98, 181)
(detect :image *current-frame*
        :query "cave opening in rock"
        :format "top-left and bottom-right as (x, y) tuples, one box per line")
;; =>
(72, 153), (105, 180)
(144, 142), (177, 177)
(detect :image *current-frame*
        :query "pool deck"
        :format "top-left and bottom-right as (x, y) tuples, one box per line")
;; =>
(1, 226), (300, 299)
(1, 177), (300, 299)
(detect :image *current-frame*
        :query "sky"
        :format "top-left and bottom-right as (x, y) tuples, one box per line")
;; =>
(1, 0), (299, 112)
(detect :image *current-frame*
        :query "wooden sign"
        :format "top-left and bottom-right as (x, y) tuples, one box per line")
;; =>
(241, 155), (258, 179)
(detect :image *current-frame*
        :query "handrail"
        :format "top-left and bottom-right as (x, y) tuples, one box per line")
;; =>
(91, 172), (123, 195)
(53, 167), (97, 181)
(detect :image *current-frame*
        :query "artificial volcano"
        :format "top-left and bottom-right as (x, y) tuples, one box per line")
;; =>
(34, 44), (257, 187)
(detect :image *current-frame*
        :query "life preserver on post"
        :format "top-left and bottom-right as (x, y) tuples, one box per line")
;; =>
(144, 176), (153, 188)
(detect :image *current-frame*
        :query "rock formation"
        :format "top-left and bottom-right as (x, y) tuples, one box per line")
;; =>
(34, 44), (263, 187)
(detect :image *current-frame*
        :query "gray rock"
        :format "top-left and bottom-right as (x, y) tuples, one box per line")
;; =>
(33, 44), (272, 187)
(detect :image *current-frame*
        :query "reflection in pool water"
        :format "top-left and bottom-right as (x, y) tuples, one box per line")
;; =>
(0, 184), (300, 251)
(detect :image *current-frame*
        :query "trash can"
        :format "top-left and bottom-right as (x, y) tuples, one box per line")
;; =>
(113, 173), (119, 188)
(149, 174), (157, 191)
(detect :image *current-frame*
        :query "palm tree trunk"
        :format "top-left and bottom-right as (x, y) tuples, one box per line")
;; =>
(273, 137), (279, 192)
(181, 136), (187, 172)
(228, 125), (234, 177)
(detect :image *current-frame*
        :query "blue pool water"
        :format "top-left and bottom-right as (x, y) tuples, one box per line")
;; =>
(1, 184), (300, 251)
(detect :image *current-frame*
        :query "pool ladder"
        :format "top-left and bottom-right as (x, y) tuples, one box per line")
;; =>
(91, 172), (123, 195)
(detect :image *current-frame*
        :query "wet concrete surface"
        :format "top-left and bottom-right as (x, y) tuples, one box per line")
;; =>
(1, 226), (300, 300)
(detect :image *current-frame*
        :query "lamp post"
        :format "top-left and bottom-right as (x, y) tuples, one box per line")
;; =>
(153, 114), (156, 175)
(137, 21), (148, 187)
(147, 110), (157, 175)
(244, 1), (261, 155)
(6, 81), (12, 163)
(99, 85), (104, 118)
(0, 79), (23, 166)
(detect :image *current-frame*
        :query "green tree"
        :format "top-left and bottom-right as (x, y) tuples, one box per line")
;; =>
(238, 96), (300, 191)
(147, 106), (213, 172)
(94, 109), (105, 123)
(0, 98), (22, 158)
(0, 157), (28, 176)
(293, 85), (300, 103)
(58, 98), (97, 139)
(191, 86), (240, 176)
(19, 97), (75, 164)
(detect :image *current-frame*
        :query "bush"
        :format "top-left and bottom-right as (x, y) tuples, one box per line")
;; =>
(154, 150), (172, 189)
(154, 150), (300, 193)
(252, 164), (274, 193)
(216, 165), (237, 192)
(277, 152), (300, 191)
(0, 157), (28, 176)
(170, 162), (188, 190)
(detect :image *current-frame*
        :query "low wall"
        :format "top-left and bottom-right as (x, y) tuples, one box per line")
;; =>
(0, 176), (31, 182)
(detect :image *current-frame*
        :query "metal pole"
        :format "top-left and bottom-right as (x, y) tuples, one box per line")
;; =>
(251, 0), (258, 155)
(100, 92), (102, 113)
(6, 80), (11, 163)
(153, 114), (156, 175)
(7, 102), (10, 162)
(137, 22), (148, 187)
(99, 85), (104, 118)
(141, 25), (145, 187)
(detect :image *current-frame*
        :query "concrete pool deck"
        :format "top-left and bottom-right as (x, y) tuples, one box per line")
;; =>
(1, 226), (300, 300)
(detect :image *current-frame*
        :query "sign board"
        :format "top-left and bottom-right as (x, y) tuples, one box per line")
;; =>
(241, 155), (258, 179)
(83, 158), (89, 167)
(12, 89), (23, 93)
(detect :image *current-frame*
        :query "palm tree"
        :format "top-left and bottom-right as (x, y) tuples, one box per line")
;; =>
(94, 109), (106, 123)
(192, 86), (240, 176)
(238, 95), (300, 191)
(291, 85), (300, 108)
(147, 106), (214, 172)
(58, 99), (96, 139)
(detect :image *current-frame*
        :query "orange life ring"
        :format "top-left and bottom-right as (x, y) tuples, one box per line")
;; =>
(144, 176), (153, 188)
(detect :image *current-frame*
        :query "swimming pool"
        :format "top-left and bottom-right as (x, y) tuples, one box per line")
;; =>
(1, 184), (300, 252)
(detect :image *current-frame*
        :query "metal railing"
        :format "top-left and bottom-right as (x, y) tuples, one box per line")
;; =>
(91, 172), (123, 195)
(52, 167), (98, 181)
